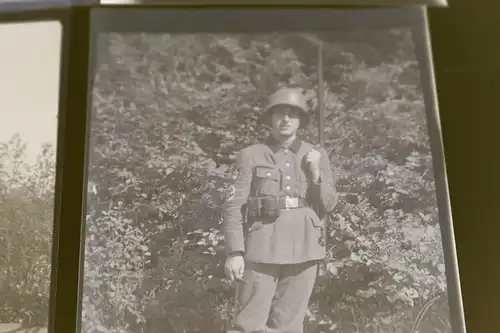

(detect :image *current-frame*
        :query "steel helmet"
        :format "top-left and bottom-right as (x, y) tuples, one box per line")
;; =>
(262, 87), (310, 128)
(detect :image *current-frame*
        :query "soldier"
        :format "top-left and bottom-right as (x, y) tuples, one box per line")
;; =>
(223, 86), (338, 333)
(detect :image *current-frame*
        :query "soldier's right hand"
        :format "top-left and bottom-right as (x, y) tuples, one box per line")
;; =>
(224, 253), (245, 282)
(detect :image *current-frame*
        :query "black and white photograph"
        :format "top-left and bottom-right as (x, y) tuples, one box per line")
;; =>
(0, 21), (62, 333)
(82, 7), (463, 333)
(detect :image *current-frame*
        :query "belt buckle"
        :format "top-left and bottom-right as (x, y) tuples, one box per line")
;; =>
(284, 196), (299, 209)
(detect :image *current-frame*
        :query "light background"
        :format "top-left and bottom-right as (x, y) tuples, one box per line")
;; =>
(0, 21), (61, 165)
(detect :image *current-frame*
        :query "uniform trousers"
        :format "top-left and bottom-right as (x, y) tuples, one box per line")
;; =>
(228, 260), (318, 333)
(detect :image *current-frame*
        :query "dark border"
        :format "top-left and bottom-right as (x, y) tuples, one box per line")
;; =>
(96, 0), (447, 7)
(0, 6), (69, 20)
(412, 8), (466, 333)
(54, 8), (91, 333)
(0, 0), (94, 13)
(86, 5), (464, 333)
(91, 5), (419, 33)
(0, 0), (448, 13)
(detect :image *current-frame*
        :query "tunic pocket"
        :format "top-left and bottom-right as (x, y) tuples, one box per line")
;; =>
(254, 166), (280, 196)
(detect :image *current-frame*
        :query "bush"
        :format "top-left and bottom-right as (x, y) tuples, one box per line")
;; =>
(83, 30), (451, 333)
(0, 134), (56, 325)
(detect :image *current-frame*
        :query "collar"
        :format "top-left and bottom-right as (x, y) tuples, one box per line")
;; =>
(266, 136), (302, 154)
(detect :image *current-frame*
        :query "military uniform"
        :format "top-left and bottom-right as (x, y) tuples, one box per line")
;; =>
(223, 87), (338, 333)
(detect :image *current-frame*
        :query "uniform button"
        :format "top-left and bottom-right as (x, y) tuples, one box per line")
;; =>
(285, 176), (291, 180)
(285, 185), (291, 190)
(266, 172), (271, 177)
(285, 162), (290, 167)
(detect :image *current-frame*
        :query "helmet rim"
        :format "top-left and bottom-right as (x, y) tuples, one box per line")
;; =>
(260, 87), (311, 129)
(261, 103), (310, 129)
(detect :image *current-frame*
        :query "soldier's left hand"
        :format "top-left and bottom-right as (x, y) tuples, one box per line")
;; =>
(305, 149), (321, 182)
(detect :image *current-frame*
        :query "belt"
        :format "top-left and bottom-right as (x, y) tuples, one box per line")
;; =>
(249, 196), (309, 209)
(279, 196), (309, 209)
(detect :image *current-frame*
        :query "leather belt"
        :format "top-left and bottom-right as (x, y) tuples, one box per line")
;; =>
(279, 196), (308, 209)
(249, 196), (308, 209)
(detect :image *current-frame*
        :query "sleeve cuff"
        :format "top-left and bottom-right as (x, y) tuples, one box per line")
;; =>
(225, 242), (245, 255)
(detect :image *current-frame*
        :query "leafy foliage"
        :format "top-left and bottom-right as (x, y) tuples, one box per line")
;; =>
(84, 30), (451, 333)
(0, 134), (56, 325)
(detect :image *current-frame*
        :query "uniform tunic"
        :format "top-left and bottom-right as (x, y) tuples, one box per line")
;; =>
(223, 137), (338, 265)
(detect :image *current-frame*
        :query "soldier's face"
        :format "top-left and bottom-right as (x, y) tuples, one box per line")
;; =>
(270, 106), (301, 138)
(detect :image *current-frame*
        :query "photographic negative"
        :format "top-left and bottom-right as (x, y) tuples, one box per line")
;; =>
(82, 7), (464, 333)
(0, 21), (62, 333)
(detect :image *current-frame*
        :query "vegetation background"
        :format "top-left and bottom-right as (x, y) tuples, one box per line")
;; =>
(0, 134), (55, 328)
(0, 28), (452, 333)
(83, 29), (452, 333)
